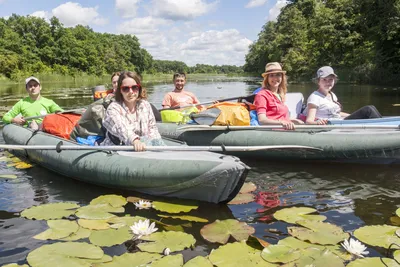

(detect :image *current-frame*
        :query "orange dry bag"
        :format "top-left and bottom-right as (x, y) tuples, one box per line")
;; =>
(42, 113), (82, 139)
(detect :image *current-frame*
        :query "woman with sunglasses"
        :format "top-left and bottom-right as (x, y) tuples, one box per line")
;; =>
(254, 62), (304, 130)
(100, 71), (163, 151)
(304, 66), (382, 124)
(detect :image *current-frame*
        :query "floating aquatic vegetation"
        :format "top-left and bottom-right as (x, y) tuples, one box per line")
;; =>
(150, 254), (184, 267)
(288, 220), (349, 245)
(107, 216), (147, 229)
(341, 238), (369, 258)
(90, 194), (127, 208)
(34, 220), (79, 240)
(2, 264), (29, 267)
(394, 250), (400, 262)
(390, 216), (400, 226)
(21, 202), (80, 220)
(228, 193), (255, 205)
(95, 252), (162, 267)
(157, 214), (208, 223)
(0, 174), (18, 179)
(273, 207), (327, 224)
(255, 191), (281, 211)
(346, 257), (400, 266)
(134, 200), (152, 209)
(239, 182), (257, 194)
(89, 226), (132, 247)
(60, 227), (91, 241)
(397, 208), (400, 217)
(78, 219), (110, 230)
(130, 219), (158, 239)
(75, 204), (123, 220)
(354, 225), (400, 249)
(247, 235), (270, 248)
(200, 219), (255, 244)
(137, 231), (196, 253)
(126, 196), (150, 203)
(152, 200), (198, 213)
(280, 247), (344, 267)
(183, 256), (213, 267)
(261, 244), (301, 263)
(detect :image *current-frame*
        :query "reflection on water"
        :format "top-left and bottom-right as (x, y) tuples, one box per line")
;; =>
(1, 78), (400, 265)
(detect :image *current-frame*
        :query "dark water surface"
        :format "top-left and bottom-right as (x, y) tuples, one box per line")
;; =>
(1, 77), (400, 265)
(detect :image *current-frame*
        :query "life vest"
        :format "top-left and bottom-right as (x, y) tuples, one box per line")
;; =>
(92, 85), (113, 101)
(205, 102), (256, 126)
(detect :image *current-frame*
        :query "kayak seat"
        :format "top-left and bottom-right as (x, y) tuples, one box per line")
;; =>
(286, 92), (304, 119)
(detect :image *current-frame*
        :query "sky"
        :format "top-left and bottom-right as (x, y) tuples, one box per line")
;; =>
(0, 0), (288, 66)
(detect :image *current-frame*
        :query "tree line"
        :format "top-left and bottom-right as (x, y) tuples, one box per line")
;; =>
(0, 14), (243, 80)
(244, 0), (400, 85)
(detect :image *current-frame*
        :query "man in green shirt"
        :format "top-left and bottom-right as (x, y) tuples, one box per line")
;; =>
(2, 76), (63, 128)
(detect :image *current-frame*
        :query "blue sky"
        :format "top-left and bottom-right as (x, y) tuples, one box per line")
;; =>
(0, 0), (288, 66)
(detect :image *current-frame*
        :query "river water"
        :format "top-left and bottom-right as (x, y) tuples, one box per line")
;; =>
(0, 77), (399, 265)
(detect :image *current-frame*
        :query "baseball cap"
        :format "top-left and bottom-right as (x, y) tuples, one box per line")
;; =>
(25, 76), (40, 85)
(317, 66), (337, 79)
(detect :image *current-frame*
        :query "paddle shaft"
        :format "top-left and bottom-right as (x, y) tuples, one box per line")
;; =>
(158, 95), (253, 111)
(23, 108), (86, 121)
(0, 144), (322, 152)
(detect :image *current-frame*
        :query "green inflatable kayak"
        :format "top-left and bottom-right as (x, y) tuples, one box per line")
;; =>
(2, 124), (249, 203)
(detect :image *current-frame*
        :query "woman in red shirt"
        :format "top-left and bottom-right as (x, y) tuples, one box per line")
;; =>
(254, 62), (304, 130)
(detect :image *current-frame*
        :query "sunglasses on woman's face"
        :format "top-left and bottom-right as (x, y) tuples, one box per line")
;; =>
(121, 85), (141, 93)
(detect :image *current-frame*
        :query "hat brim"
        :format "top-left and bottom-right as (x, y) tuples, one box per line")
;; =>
(319, 73), (338, 79)
(262, 70), (286, 77)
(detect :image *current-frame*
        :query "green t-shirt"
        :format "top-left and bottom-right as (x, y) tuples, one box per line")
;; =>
(2, 96), (63, 124)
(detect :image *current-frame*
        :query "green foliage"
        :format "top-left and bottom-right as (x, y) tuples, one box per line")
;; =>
(244, 0), (400, 85)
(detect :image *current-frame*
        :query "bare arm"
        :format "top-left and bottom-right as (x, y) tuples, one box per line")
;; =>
(306, 104), (328, 125)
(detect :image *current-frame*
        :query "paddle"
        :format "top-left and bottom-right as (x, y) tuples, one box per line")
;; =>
(177, 124), (400, 131)
(23, 108), (86, 121)
(392, 104), (400, 106)
(0, 144), (322, 152)
(158, 95), (254, 111)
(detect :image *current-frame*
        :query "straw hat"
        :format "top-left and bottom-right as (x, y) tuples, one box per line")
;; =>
(261, 62), (286, 77)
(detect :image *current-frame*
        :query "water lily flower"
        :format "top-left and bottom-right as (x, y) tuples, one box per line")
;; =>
(130, 219), (158, 239)
(164, 247), (171, 256)
(341, 238), (369, 258)
(134, 200), (152, 209)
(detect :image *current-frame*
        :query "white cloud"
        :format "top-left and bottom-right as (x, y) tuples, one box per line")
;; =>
(51, 2), (108, 27)
(115, 0), (141, 18)
(268, 0), (288, 21)
(30, 11), (50, 21)
(245, 0), (268, 8)
(150, 0), (218, 21)
(118, 16), (171, 35)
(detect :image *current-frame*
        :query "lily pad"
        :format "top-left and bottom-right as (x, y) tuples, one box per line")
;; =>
(200, 219), (255, 244)
(78, 219), (110, 230)
(288, 220), (349, 245)
(346, 257), (400, 267)
(261, 245), (301, 263)
(0, 174), (18, 179)
(394, 250), (400, 262)
(396, 208), (400, 217)
(282, 247), (344, 267)
(90, 195), (127, 208)
(151, 254), (184, 267)
(273, 207), (327, 224)
(152, 200), (198, 213)
(239, 182), (257, 194)
(354, 225), (400, 248)
(390, 216), (400, 226)
(34, 220), (79, 240)
(95, 252), (162, 267)
(228, 193), (255, 205)
(60, 227), (91, 241)
(247, 235), (270, 249)
(27, 242), (104, 267)
(138, 231), (196, 253)
(208, 241), (275, 267)
(75, 204), (123, 220)
(2, 264), (29, 267)
(11, 162), (33, 169)
(183, 256), (213, 267)
(107, 216), (147, 229)
(89, 226), (132, 247)
(21, 202), (80, 220)
(158, 214), (208, 223)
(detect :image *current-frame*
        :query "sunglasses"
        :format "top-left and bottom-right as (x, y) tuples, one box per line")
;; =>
(121, 84), (141, 93)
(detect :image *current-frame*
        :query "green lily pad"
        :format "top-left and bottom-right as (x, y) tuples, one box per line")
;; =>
(183, 256), (213, 267)
(34, 220), (79, 240)
(394, 250), (400, 262)
(396, 208), (400, 217)
(155, 220), (185, 232)
(78, 219), (110, 230)
(346, 257), (400, 267)
(397, 229), (400, 238)
(209, 241), (276, 267)
(89, 226), (132, 247)
(239, 182), (257, 194)
(27, 242), (104, 267)
(75, 204), (123, 220)
(107, 216), (147, 229)
(390, 216), (400, 226)
(151, 254), (184, 267)
(60, 227), (91, 241)
(2, 264), (29, 267)
(0, 174), (18, 179)
(90, 195), (127, 208)
(228, 193), (255, 205)
(354, 225), (400, 248)
(158, 214), (208, 223)
(282, 247), (344, 267)
(95, 252), (162, 267)
(138, 231), (196, 253)
(288, 220), (349, 245)
(261, 245), (301, 263)
(21, 202), (80, 220)
(273, 207), (326, 224)
(152, 200), (198, 213)
(200, 219), (255, 244)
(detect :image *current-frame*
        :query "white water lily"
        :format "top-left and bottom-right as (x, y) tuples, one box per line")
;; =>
(130, 219), (158, 239)
(134, 200), (152, 209)
(341, 238), (369, 258)
(163, 247), (171, 256)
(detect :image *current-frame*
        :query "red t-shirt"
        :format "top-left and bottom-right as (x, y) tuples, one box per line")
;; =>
(254, 89), (290, 121)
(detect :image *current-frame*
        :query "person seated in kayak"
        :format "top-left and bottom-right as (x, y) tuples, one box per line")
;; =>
(100, 71), (164, 151)
(254, 62), (304, 130)
(162, 73), (204, 110)
(304, 66), (382, 125)
(2, 76), (63, 129)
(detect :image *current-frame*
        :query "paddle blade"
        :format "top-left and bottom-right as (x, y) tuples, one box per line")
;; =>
(190, 108), (221, 126)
